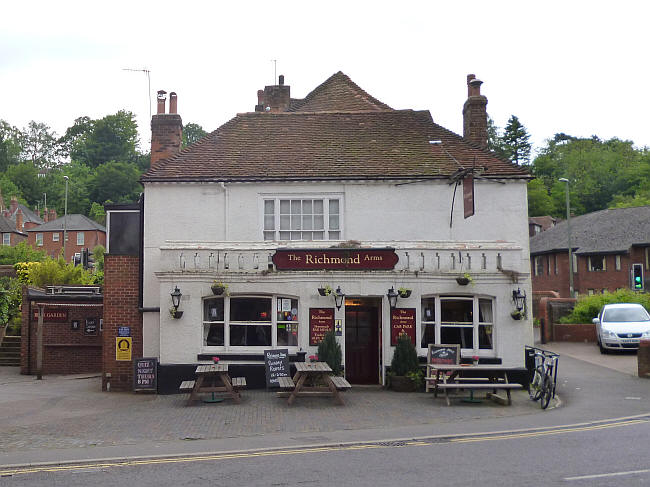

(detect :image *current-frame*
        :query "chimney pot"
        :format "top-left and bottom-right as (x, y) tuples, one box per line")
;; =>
(156, 90), (167, 114)
(169, 92), (178, 114)
(278, 75), (284, 86)
(468, 78), (483, 97)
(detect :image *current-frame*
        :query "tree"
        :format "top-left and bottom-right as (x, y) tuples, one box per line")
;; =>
(71, 111), (139, 167)
(5, 162), (42, 207)
(527, 179), (555, 216)
(57, 116), (94, 160)
(0, 242), (45, 265)
(487, 115), (508, 160)
(501, 115), (531, 165)
(182, 123), (207, 148)
(24, 256), (94, 288)
(87, 161), (142, 204)
(89, 202), (106, 225)
(19, 121), (60, 168)
(0, 120), (22, 173)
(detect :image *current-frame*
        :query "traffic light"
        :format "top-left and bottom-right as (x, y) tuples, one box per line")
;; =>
(81, 248), (95, 269)
(632, 263), (644, 290)
(73, 253), (81, 267)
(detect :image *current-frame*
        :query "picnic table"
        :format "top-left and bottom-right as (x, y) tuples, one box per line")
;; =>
(179, 363), (246, 405)
(277, 361), (351, 405)
(427, 364), (523, 406)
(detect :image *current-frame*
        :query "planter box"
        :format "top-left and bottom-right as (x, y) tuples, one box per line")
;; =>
(390, 375), (416, 392)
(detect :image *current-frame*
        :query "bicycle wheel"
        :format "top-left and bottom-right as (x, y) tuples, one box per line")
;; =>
(540, 374), (553, 409)
(529, 366), (544, 401)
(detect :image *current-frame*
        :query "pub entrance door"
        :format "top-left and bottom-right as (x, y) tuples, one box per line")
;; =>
(344, 298), (381, 384)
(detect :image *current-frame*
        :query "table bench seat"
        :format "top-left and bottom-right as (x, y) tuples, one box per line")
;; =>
(435, 383), (523, 390)
(179, 380), (196, 392)
(277, 376), (295, 389)
(329, 376), (351, 390)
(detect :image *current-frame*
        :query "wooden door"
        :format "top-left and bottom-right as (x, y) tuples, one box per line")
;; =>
(345, 306), (379, 384)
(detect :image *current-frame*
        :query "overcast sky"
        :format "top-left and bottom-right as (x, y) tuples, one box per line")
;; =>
(1, 1), (648, 156)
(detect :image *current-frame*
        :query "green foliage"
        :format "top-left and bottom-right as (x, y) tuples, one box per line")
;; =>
(19, 121), (60, 169)
(317, 330), (343, 375)
(92, 245), (105, 272)
(24, 257), (95, 288)
(406, 369), (424, 390)
(89, 202), (106, 225)
(182, 123), (208, 148)
(0, 120), (22, 172)
(501, 115), (532, 165)
(0, 242), (46, 265)
(559, 290), (650, 323)
(0, 277), (22, 326)
(487, 116), (508, 160)
(390, 335), (419, 376)
(527, 179), (555, 216)
(88, 161), (142, 204)
(5, 162), (43, 207)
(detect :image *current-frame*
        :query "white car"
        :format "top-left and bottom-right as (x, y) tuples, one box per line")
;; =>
(593, 303), (650, 353)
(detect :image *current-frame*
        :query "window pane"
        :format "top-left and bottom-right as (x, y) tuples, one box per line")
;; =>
(329, 199), (339, 214)
(264, 215), (275, 230)
(314, 215), (324, 229)
(230, 324), (271, 346)
(421, 323), (435, 349)
(230, 298), (271, 322)
(313, 231), (324, 239)
(277, 298), (299, 321)
(204, 298), (224, 321)
(291, 215), (301, 230)
(302, 200), (312, 214)
(313, 200), (323, 213)
(263, 231), (274, 241)
(280, 215), (290, 230)
(422, 298), (435, 321)
(277, 322), (299, 346)
(280, 200), (290, 213)
(479, 325), (493, 349)
(205, 324), (224, 346)
(302, 215), (312, 230)
(441, 299), (473, 323)
(279, 231), (290, 240)
(478, 299), (493, 323)
(328, 231), (339, 240)
(264, 200), (274, 214)
(53, 233), (59, 242)
(441, 326), (473, 349)
(290, 200), (301, 214)
(329, 214), (339, 230)
(77, 232), (84, 245)
(290, 231), (301, 240)
(302, 232), (312, 240)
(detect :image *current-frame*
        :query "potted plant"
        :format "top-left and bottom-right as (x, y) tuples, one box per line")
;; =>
(169, 306), (183, 319)
(511, 310), (524, 320)
(398, 287), (412, 298)
(317, 331), (343, 375)
(456, 272), (473, 286)
(389, 335), (421, 392)
(211, 281), (228, 295)
(318, 284), (333, 296)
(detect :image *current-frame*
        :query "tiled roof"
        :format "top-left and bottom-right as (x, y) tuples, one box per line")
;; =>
(26, 214), (106, 233)
(0, 214), (22, 234)
(7, 204), (43, 225)
(288, 71), (392, 112)
(142, 109), (530, 182)
(530, 206), (650, 255)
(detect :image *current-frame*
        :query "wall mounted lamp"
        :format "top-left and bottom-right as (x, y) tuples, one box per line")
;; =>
(386, 287), (399, 309)
(512, 288), (527, 312)
(171, 286), (182, 311)
(333, 286), (345, 310)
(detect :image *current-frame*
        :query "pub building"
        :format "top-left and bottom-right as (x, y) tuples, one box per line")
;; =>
(103, 72), (533, 392)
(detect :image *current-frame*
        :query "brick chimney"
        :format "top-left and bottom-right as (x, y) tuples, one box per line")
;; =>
(255, 75), (290, 112)
(150, 90), (183, 167)
(9, 197), (18, 215)
(462, 74), (488, 149)
(15, 209), (23, 232)
(49, 208), (57, 221)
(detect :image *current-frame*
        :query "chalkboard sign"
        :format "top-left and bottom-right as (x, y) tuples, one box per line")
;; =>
(427, 344), (460, 365)
(84, 317), (98, 335)
(264, 348), (289, 388)
(133, 357), (158, 392)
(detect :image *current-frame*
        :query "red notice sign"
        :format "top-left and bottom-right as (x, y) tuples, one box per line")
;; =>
(273, 249), (398, 270)
(309, 308), (335, 346)
(32, 308), (68, 322)
(391, 308), (416, 346)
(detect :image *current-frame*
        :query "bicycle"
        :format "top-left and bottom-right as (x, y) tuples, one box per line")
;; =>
(528, 349), (557, 409)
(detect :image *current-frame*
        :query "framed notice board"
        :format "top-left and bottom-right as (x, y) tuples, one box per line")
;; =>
(133, 358), (158, 392)
(427, 344), (460, 366)
(309, 308), (334, 346)
(264, 349), (289, 388)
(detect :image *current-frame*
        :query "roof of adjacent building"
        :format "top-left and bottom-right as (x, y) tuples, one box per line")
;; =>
(0, 214), (24, 235)
(530, 206), (650, 255)
(26, 214), (106, 233)
(141, 72), (530, 183)
(7, 203), (43, 225)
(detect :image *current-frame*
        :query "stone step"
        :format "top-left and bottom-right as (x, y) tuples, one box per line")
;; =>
(0, 350), (20, 358)
(0, 358), (20, 366)
(0, 343), (21, 350)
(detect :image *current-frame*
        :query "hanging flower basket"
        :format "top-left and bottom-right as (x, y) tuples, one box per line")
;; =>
(211, 282), (227, 295)
(169, 307), (183, 319)
(318, 285), (333, 296)
(456, 276), (470, 286)
(510, 310), (524, 320)
(398, 288), (412, 298)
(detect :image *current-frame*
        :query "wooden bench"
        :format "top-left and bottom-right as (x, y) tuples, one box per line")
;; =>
(277, 376), (295, 389)
(329, 376), (351, 390)
(179, 380), (195, 392)
(231, 377), (247, 389)
(435, 382), (523, 405)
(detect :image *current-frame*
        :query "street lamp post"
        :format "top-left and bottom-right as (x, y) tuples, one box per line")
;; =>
(63, 176), (69, 261)
(559, 178), (573, 297)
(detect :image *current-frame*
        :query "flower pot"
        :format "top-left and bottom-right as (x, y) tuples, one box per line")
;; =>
(318, 288), (328, 296)
(511, 311), (523, 320)
(211, 285), (225, 295)
(171, 310), (183, 319)
(398, 289), (412, 298)
(456, 276), (470, 286)
(390, 375), (416, 392)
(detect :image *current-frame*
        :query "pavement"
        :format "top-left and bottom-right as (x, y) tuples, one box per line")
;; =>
(0, 337), (648, 467)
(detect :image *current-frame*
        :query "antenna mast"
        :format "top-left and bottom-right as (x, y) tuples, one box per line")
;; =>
(271, 59), (277, 84)
(122, 67), (152, 121)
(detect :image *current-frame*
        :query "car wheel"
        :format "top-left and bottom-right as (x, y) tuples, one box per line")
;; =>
(599, 340), (608, 354)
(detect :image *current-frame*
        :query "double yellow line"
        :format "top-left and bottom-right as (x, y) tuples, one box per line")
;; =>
(0, 420), (645, 477)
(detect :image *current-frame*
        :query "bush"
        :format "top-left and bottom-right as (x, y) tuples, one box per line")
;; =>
(390, 335), (419, 376)
(560, 290), (650, 323)
(317, 331), (342, 375)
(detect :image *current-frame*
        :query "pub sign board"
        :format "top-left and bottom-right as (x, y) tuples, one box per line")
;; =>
(390, 308), (416, 346)
(134, 357), (158, 392)
(32, 308), (68, 322)
(272, 248), (398, 270)
(309, 308), (334, 345)
(264, 348), (289, 388)
(84, 317), (98, 335)
(427, 344), (460, 366)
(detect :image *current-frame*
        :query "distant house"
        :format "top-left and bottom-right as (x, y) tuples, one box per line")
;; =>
(528, 216), (557, 237)
(2, 197), (45, 232)
(530, 206), (650, 297)
(26, 215), (106, 261)
(0, 214), (26, 246)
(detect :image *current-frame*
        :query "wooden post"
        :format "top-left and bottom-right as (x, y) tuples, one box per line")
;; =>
(36, 304), (44, 380)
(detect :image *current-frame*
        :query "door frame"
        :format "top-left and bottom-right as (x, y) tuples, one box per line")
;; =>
(343, 297), (382, 385)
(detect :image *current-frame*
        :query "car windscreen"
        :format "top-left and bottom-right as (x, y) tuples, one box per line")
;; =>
(603, 307), (650, 322)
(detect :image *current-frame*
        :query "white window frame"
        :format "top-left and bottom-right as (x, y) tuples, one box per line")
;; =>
(201, 294), (300, 352)
(76, 232), (84, 246)
(36, 233), (43, 246)
(52, 232), (59, 242)
(588, 255), (606, 272)
(2, 233), (9, 246)
(615, 255), (621, 271)
(260, 193), (344, 241)
(419, 295), (496, 358)
(534, 256), (543, 276)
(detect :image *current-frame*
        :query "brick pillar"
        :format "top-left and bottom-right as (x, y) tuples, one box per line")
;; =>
(462, 74), (488, 149)
(638, 339), (650, 378)
(103, 255), (143, 391)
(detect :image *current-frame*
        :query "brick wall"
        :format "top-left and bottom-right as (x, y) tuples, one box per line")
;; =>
(150, 114), (182, 166)
(27, 230), (106, 261)
(102, 254), (142, 391)
(537, 297), (576, 343)
(20, 287), (103, 375)
(553, 323), (597, 342)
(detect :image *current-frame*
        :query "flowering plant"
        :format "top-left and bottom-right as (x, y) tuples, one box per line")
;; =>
(308, 354), (318, 362)
(212, 356), (220, 363)
(472, 355), (479, 364)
